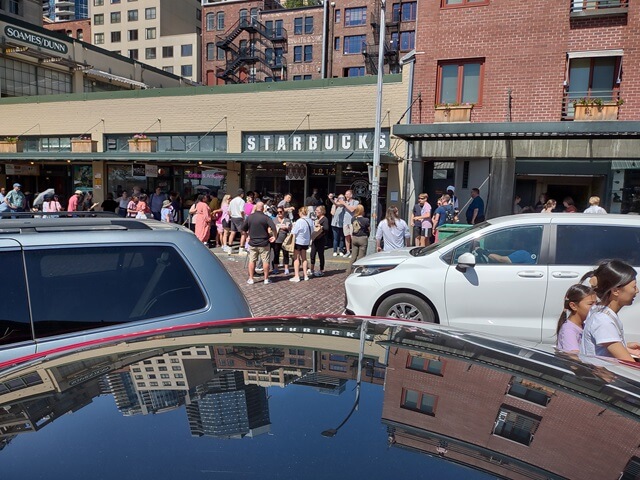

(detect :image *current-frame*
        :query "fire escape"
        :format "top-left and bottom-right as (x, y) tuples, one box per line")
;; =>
(216, 17), (288, 84)
(362, 0), (401, 75)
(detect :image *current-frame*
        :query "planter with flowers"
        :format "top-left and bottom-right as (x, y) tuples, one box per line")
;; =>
(573, 97), (623, 121)
(71, 135), (98, 153)
(128, 134), (157, 152)
(434, 103), (474, 123)
(0, 137), (23, 153)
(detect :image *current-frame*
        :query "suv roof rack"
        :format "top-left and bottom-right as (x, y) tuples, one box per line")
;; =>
(0, 212), (118, 218)
(0, 215), (155, 233)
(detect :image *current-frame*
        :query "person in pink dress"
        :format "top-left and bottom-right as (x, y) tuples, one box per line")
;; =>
(194, 194), (212, 244)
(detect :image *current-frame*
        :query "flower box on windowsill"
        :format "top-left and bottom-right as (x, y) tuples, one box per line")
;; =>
(573, 103), (619, 121)
(0, 140), (23, 153)
(434, 104), (473, 123)
(128, 138), (157, 152)
(71, 139), (98, 153)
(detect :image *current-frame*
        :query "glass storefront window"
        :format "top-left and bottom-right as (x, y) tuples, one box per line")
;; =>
(73, 165), (93, 193)
(105, 134), (227, 153)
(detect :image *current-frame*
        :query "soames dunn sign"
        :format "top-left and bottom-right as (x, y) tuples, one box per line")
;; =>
(4, 26), (69, 54)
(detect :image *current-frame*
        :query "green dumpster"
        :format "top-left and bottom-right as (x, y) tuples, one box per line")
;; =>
(436, 223), (473, 242)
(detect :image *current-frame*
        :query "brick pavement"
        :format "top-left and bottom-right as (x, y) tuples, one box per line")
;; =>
(213, 247), (352, 317)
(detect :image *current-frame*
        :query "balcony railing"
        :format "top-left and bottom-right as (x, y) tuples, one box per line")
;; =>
(570, 0), (628, 16)
(561, 89), (621, 119)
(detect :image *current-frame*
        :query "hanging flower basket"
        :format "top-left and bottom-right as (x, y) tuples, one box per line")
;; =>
(434, 104), (473, 123)
(128, 134), (157, 153)
(0, 137), (23, 153)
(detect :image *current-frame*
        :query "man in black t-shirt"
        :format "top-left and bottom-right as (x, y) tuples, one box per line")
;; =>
(242, 202), (277, 285)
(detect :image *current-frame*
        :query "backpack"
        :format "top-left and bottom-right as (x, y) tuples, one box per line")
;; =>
(444, 205), (456, 225)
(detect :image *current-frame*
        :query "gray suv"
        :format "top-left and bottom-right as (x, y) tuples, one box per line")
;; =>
(0, 215), (251, 363)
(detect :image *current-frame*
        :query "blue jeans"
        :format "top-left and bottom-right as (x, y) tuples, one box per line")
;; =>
(332, 226), (344, 253)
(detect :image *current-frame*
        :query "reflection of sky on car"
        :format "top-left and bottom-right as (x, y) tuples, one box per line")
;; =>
(3, 381), (491, 480)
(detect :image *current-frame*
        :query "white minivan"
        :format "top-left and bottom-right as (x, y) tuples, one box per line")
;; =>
(344, 213), (640, 344)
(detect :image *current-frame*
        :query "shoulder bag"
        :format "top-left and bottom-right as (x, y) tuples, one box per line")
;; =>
(282, 232), (295, 253)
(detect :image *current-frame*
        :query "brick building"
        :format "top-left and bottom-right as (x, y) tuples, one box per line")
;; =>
(394, 0), (640, 218)
(43, 17), (91, 43)
(201, 0), (415, 85)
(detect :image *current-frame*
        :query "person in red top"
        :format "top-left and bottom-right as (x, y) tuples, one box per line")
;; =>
(67, 190), (83, 212)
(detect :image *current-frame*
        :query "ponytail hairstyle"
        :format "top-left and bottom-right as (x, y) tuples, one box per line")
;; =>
(556, 284), (595, 336)
(580, 259), (637, 307)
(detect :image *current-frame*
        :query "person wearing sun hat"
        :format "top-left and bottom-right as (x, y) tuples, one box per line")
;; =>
(67, 190), (83, 212)
(5, 183), (26, 213)
(161, 199), (173, 223)
(446, 185), (459, 212)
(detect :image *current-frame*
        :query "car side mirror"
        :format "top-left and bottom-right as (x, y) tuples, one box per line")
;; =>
(456, 252), (476, 272)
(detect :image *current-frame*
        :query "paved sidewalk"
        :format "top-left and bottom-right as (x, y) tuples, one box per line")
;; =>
(213, 247), (352, 317)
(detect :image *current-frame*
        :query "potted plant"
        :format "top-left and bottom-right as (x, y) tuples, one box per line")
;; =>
(0, 136), (23, 153)
(71, 135), (98, 153)
(573, 97), (623, 121)
(128, 133), (157, 152)
(434, 103), (474, 123)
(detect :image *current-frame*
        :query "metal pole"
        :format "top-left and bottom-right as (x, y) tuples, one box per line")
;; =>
(367, 0), (386, 255)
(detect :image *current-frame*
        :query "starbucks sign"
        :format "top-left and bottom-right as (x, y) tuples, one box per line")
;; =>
(4, 26), (69, 54)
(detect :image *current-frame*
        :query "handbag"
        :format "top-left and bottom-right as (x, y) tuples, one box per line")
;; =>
(310, 219), (323, 241)
(282, 232), (295, 253)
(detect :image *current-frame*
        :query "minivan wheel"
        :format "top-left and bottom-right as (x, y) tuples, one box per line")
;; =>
(375, 294), (436, 323)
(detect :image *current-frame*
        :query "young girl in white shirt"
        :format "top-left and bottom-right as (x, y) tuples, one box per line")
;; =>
(580, 260), (640, 361)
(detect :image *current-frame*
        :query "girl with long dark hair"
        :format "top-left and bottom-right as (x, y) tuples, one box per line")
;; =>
(556, 284), (596, 352)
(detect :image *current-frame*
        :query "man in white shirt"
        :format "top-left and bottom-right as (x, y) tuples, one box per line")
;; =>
(227, 189), (246, 253)
(0, 187), (8, 217)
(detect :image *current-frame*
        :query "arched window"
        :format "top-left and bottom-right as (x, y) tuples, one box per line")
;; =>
(206, 13), (215, 31)
(217, 12), (225, 30)
(76, 29), (84, 41)
(239, 9), (248, 24)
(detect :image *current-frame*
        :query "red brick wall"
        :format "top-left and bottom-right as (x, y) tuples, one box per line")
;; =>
(411, 0), (639, 124)
(43, 18), (92, 43)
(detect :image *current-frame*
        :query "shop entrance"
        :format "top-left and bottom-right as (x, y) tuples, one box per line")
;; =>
(515, 174), (607, 212)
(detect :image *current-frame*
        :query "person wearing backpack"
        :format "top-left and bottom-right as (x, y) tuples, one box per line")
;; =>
(432, 195), (455, 243)
(466, 187), (485, 224)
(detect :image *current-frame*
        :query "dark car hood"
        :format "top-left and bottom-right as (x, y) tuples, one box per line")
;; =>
(1, 316), (639, 480)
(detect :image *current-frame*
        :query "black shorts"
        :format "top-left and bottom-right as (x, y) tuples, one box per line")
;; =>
(230, 217), (244, 232)
(423, 228), (433, 238)
(222, 219), (230, 229)
(413, 226), (422, 237)
(294, 244), (309, 251)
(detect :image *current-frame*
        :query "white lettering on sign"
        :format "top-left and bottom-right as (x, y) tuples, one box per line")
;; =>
(246, 136), (256, 151)
(358, 133), (369, 150)
(292, 136), (302, 151)
(242, 130), (390, 153)
(324, 135), (334, 150)
(5, 26), (69, 54)
(308, 135), (318, 151)
(263, 136), (271, 151)
(277, 136), (287, 151)
(341, 135), (351, 150)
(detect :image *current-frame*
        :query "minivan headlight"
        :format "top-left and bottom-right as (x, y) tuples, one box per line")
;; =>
(352, 265), (398, 277)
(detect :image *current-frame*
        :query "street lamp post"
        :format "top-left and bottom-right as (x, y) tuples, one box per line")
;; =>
(367, 0), (386, 255)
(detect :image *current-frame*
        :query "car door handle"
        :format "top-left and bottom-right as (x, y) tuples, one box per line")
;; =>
(551, 272), (579, 279)
(517, 271), (544, 278)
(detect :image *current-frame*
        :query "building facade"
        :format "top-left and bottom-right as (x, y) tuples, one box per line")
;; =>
(0, 0), (42, 23)
(393, 0), (640, 218)
(201, 0), (416, 85)
(43, 0), (89, 22)
(89, 0), (202, 81)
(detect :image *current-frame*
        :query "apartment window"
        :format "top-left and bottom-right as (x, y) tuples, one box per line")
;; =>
(206, 13), (215, 30)
(345, 7), (367, 26)
(239, 9), (248, 22)
(334, 37), (340, 51)
(217, 12), (225, 30)
(294, 17), (302, 35)
(407, 354), (443, 375)
(493, 407), (541, 446)
(304, 45), (313, 62)
(206, 43), (215, 60)
(293, 45), (302, 63)
(77, 30), (84, 41)
(181, 44), (193, 57)
(399, 30), (415, 51)
(567, 56), (620, 105)
(111, 0), (121, 3)
(305, 16), (314, 33)
(145, 7), (156, 19)
(128, 29), (138, 41)
(401, 389), (437, 416)
(160, 374), (170, 379)
(330, 364), (348, 372)
(163, 66), (174, 73)
(129, 49), (138, 59)
(145, 47), (156, 59)
(437, 59), (483, 105)
(393, 2), (417, 22)
(344, 35), (366, 54)
(111, 31), (121, 42)
(507, 377), (553, 407)
(442, 0), (488, 6)
(94, 13), (104, 25)
(217, 47), (225, 60)
(162, 46), (174, 58)
(94, 0), (104, 5)
(111, 12), (121, 23)
(304, 74), (312, 80)
(127, 9), (138, 21)
(145, 27), (156, 39)
(181, 65), (193, 77)
(334, 9), (341, 22)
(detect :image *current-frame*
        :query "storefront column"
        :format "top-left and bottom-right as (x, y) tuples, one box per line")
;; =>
(225, 161), (241, 193)
(403, 141), (423, 221)
(486, 155), (515, 219)
(72, 70), (84, 95)
(92, 160), (106, 206)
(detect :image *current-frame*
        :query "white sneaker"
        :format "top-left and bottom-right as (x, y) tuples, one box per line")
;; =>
(346, 253), (352, 258)
(289, 276), (300, 283)
(264, 279), (272, 285)
(304, 276), (310, 281)
(333, 252), (338, 257)
(246, 278), (254, 285)
(306, 269), (312, 276)
(339, 252), (345, 257)
(284, 269), (290, 275)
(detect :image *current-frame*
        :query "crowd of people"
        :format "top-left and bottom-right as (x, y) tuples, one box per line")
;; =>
(515, 193), (608, 214)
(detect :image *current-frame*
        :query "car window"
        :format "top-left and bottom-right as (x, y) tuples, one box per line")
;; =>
(26, 245), (207, 339)
(555, 225), (640, 266)
(0, 250), (32, 346)
(451, 225), (543, 265)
